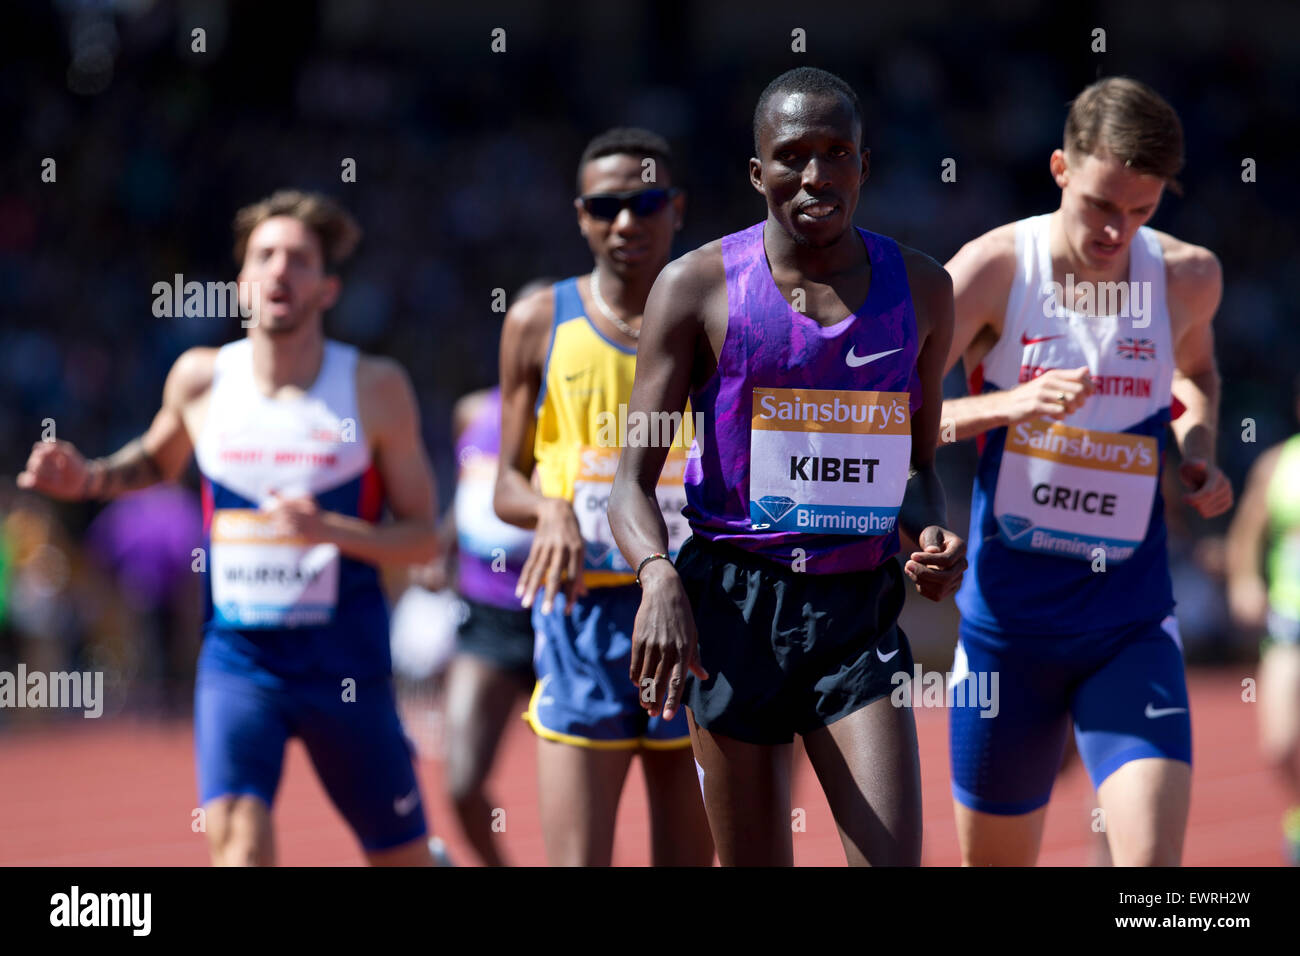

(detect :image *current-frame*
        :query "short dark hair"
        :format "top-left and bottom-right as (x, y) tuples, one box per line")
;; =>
(1065, 77), (1184, 194)
(576, 127), (675, 194)
(753, 67), (864, 156)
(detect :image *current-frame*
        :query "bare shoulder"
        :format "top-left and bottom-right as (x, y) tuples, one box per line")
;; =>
(651, 240), (726, 307)
(357, 353), (418, 414)
(941, 223), (1018, 349)
(166, 347), (219, 405)
(898, 242), (952, 293)
(946, 222), (1019, 282)
(502, 283), (557, 359)
(897, 243), (953, 339)
(1151, 230), (1222, 305)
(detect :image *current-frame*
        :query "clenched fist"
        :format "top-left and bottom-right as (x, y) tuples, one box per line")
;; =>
(17, 440), (91, 501)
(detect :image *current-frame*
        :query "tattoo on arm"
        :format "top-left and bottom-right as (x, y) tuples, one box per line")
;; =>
(89, 438), (163, 499)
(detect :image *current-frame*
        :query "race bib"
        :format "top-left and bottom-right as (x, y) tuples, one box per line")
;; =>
(993, 420), (1158, 563)
(209, 509), (340, 628)
(749, 387), (911, 536)
(572, 446), (690, 572)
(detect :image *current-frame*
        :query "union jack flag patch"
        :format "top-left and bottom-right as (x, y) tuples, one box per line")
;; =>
(1116, 337), (1156, 360)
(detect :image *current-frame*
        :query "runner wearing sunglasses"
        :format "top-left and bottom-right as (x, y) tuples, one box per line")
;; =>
(579, 187), (682, 221)
(494, 128), (713, 866)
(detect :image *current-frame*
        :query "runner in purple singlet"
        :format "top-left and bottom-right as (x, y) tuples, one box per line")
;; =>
(608, 67), (966, 866)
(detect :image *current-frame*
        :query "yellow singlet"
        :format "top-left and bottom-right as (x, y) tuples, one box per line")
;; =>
(533, 276), (694, 587)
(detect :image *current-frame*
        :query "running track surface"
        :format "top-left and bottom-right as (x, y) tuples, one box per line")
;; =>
(0, 668), (1286, 866)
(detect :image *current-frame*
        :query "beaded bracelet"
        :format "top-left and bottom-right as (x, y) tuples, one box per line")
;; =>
(635, 552), (671, 587)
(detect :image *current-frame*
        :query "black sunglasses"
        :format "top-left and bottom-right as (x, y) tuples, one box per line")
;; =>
(578, 187), (680, 221)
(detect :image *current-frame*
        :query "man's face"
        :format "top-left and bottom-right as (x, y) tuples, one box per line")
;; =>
(751, 91), (868, 249)
(237, 216), (339, 334)
(574, 154), (683, 278)
(1052, 149), (1165, 272)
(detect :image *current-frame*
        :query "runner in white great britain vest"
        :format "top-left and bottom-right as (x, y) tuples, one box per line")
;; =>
(937, 77), (1233, 867)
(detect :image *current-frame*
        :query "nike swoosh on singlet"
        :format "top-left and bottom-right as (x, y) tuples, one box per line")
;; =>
(1144, 703), (1188, 719)
(1021, 332), (1065, 346)
(846, 346), (902, 368)
(876, 647), (900, 662)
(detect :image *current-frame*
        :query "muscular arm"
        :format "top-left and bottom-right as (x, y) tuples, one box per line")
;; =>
(1168, 249), (1224, 463)
(493, 287), (587, 612)
(19, 347), (212, 501)
(936, 227), (1091, 445)
(492, 290), (553, 530)
(1163, 244), (1233, 519)
(92, 348), (214, 495)
(608, 253), (713, 575)
(313, 357), (437, 566)
(898, 251), (954, 546)
(936, 228), (1017, 443)
(895, 249), (967, 600)
(608, 251), (718, 716)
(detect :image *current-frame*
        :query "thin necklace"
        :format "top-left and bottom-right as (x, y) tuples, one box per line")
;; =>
(589, 269), (639, 339)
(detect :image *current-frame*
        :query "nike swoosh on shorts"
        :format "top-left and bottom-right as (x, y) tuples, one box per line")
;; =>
(1144, 703), (1187, 719)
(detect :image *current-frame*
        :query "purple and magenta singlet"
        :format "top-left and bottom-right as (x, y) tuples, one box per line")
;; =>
(683, 221), (922, 574)
(454, 387), (532, 608)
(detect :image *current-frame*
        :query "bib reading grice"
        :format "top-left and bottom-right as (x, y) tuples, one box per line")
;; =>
(955, 214), (1177, 635)
(749, 387), (912, 535)
(993, 420), (1158, 563)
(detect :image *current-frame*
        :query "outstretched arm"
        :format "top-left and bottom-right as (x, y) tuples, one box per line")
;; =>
(18, 347), (212, 500)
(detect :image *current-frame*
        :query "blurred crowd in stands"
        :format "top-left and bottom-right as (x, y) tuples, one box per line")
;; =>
(1, 0), (1295, 720)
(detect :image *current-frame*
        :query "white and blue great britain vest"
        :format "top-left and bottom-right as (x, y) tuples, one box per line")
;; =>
(194, 338), (391, 678)
(956, 214), (1177, 636)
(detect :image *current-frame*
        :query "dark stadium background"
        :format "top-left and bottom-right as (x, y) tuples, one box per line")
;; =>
(0, 0), (1296, 705)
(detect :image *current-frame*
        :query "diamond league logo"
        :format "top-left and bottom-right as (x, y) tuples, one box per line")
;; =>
(997, 514), (1034, 540)
(756, 495), (798, 523)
